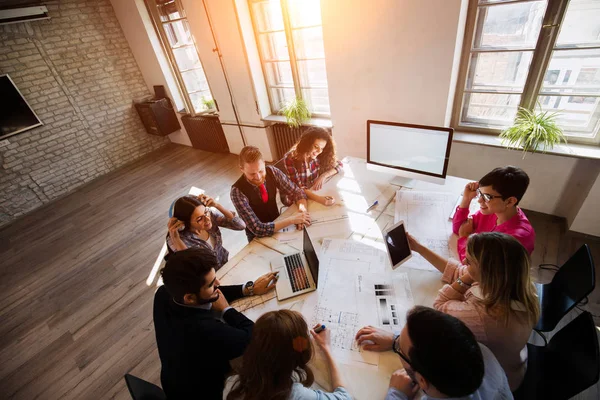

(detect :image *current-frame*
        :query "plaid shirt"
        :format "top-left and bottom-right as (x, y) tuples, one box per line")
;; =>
(166, 207), (245, 270)
(283, 152), (343, 189)
(230, 165), (307, 238)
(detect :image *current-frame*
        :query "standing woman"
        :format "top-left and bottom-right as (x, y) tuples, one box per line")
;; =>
(283, 127), (343, 206)
(227, 310), (352, 400)
(167, 194), (245, 270)
(407, 231), (539, 392)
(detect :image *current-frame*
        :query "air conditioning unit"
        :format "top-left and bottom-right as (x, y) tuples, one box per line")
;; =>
(0, 5), (49, 25)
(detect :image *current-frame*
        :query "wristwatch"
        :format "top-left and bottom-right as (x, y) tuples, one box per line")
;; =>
(392, 334), (401, 355)
(456, 277), (471, 288)
(244, 281), (254, 296)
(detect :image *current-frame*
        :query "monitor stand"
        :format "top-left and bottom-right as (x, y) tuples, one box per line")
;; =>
(390, 176), (416, 189)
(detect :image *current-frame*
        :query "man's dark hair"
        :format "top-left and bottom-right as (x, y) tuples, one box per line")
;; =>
(160, 248), (218, 302)
(479, 166), (529, 204)
(406, 306), (484, 397)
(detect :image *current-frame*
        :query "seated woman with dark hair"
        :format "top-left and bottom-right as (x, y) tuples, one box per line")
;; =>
(167, 194), (245, 270)
(408, 231), (539, 392)
(283, 127), (343, 206)
(227, 310), (352, 400)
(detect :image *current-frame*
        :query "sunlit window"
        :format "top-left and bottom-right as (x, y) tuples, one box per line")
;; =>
(248, 0), (330, 116)
(145, 0), (215, 115)
(454, 0), (600, 144)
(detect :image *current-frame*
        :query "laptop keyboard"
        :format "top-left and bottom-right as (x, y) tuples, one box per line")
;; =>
(284, 253), (310, 292)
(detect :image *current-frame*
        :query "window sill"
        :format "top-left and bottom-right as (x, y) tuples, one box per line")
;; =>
(453, 132), (600, 161)
(261, 114), (333, 128)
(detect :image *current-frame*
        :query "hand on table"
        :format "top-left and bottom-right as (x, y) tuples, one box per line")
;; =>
(252, 272), (279, 295)
(355, 325), (395, 352)
(311, 175), (327, 191)
(310, 324), (330, 351)
(389, 369), (420, 400)
(316, 195), (335, 206)
(290, 211), (311, 229)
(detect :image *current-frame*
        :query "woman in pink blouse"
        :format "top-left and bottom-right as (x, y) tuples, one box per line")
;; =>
(453, 166), (535, 262)
(283, 127), (343, 206)
(408, 231), (539, 392)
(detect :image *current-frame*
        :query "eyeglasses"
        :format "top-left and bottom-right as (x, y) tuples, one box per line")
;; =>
(393, 336), (412, 366)
(476, 188), (504, 203)
(196, 209), (211, 223)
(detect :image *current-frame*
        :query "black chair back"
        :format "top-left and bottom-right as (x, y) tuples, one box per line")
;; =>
(518, 311), (599, 399)
(124, 374), (166, 400)
(535, 244), (595, 332)
(272, 158), (287, 175)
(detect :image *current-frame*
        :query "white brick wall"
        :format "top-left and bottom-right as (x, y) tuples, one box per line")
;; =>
(0, 0), (169, 227)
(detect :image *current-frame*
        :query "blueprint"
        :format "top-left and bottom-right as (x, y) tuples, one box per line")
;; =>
(394, 190), (457, 271)
(302, 239), (414, 368)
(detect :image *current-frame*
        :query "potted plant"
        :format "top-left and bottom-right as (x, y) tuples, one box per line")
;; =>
(500, 105), (567, 158)
(280, 97), (311, 128)
(201, 96), (216, 112)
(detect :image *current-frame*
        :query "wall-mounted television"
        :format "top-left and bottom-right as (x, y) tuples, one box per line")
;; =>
(0, 74), (43, 140)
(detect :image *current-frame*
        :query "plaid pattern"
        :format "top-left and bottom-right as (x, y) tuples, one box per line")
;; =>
(283, 152), (343, 189)
(231, 166), (307, 238)
(166, 207), (245, 270)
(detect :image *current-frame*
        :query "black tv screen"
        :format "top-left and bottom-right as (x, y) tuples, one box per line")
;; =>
(0, 74), (43, 139)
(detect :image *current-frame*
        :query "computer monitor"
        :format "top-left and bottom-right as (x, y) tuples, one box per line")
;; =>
(366, 120), (453, 187)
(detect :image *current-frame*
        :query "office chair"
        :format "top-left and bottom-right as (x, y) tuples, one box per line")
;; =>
(272, 157), (287, 175)
(124, 374), (166, 400)
(535, 244), (595, 332)
(515, 311), (599, 399)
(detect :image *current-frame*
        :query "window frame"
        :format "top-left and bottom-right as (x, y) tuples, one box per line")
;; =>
(248, 0), (330, 118)
(144, 0), (217, 116)
(451, 0), (600, 145)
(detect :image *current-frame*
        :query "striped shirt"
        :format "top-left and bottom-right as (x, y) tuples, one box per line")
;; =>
(230, 166), (307, 238)
(283, 152), (343, 189)
(166, 207), (245, 270)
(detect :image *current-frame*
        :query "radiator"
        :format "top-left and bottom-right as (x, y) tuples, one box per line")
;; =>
(272, 124), (333, 160)
(181, 114), (230, 153)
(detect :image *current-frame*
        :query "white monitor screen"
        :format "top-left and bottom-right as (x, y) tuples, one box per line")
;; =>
(368, 122), (452, 178)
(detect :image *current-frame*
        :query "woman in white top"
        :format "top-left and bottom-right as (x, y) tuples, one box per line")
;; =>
(227, 310), (353, 400)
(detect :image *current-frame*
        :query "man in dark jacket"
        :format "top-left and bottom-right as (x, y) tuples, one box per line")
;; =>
(153, 247), (278, 399)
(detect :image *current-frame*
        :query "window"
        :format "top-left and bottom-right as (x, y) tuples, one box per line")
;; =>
(453, 0), (600, 144)
(248, 0), (330, 116)
(145, 0), (215, 115)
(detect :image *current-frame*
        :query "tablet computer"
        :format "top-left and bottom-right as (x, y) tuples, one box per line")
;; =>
(384, 220), (412, 269)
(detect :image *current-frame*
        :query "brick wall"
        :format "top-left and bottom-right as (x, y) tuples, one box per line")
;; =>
(0, 0), (169, 227)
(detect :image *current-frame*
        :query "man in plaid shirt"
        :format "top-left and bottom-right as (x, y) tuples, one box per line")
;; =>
(231, 146), (311, 242)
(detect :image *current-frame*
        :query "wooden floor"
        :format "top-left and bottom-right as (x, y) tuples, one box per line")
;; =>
(0, 144), (599, 399)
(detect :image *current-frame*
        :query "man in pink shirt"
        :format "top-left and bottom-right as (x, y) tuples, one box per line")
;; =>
(453, 166), (535, 262)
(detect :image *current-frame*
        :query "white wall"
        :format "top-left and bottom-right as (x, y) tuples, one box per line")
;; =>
(109, 0), (192, 146)
(111, 0), (600, 235)
(321, 0), (465, 158)
(571, 172), (600, 236)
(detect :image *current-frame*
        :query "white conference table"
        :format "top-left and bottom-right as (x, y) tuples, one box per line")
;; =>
(217, 157), (470, 399)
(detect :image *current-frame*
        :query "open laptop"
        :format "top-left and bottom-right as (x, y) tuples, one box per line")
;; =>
(271, 228), (320, 301)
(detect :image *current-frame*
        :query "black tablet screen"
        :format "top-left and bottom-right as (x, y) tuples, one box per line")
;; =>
(385, 223), (411, 266)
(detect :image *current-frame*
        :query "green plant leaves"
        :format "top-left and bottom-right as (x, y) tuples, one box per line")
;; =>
(500, 105), (567, 158)
(280, 97), (311, 128)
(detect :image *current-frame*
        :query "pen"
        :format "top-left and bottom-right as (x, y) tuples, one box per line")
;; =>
(366, 200), (378, 212)
(314, 324), (326, 333)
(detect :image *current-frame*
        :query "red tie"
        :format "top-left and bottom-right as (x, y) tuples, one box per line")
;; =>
(259, 183), (268, 203)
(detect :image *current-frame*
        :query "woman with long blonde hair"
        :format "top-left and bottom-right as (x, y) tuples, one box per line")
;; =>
(407, 232), (539, 392)
(227, 310), (352, 400)
(283, 127), (343, 206)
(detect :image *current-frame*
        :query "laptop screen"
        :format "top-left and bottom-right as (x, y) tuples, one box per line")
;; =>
(303, 229), (319, 285)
